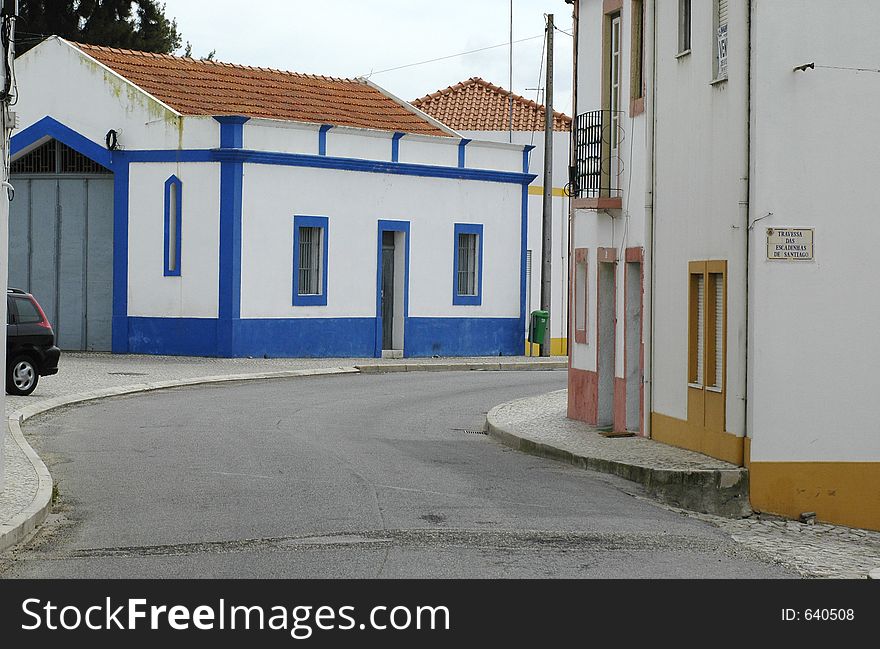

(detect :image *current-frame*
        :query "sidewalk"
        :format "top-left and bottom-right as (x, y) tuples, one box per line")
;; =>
(487, 390), (880, 579)
(1, 353), (563, 553)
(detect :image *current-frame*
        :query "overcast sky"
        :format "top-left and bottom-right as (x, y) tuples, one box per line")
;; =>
(161, 0), (575, 115)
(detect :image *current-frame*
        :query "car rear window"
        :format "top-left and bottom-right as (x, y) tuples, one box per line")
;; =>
(13, 297), (43, 324)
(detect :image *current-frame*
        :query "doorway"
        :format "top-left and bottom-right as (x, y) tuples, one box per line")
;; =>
(625, 261), (643, 433)
(596, 260), (616, 428)
(376, 221), (409, 357)
(9, 139), (114, 351)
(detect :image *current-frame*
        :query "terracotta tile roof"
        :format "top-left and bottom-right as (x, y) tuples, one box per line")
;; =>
(412, 77), (571, 132)
(70, 41), (450, 137)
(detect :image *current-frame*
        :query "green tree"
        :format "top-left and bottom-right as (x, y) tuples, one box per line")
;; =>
(17, 0), (182, 56)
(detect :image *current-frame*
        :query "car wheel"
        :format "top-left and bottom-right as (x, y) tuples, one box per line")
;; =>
(7, 356), (39, 396)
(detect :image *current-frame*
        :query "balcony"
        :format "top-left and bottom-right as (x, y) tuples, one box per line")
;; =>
(570, 109), (625, 210)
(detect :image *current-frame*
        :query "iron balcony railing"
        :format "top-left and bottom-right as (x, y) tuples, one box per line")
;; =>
(569, 109), (625, 200)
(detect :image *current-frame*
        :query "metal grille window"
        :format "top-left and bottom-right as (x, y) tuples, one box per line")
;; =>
(61, 145), (110, 174)
(453, 223), (483, 306)
(293, 215), (329, 306)
(298, 227), (323, 295)
(11, 140), (56, 174)
(11, 139), (110, 175)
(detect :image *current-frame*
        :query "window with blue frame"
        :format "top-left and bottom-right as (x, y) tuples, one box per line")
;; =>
(164, 175), (182, 276)
(293, 215), (329, 306)
(453, 223), (483, 306)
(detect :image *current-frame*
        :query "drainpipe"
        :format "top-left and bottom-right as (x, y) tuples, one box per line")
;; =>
(741, 1), (752, 460)
(567, 0), (579, 362)
(644, 0), (656, 437)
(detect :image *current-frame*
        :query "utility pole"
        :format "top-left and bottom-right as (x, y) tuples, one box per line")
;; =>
(539, 13), (554, 357)
(508, 0), (514, 143)
(0, 0), (17, 489)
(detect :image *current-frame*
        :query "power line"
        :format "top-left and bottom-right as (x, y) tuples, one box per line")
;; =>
(815, 64), (880, 73)
(361, 33), (545, 78)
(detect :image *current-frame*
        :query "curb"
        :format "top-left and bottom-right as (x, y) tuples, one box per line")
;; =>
(0, 359), (566, 553)
(0, 415), (54, 553)
(355, 360), (566, 374)
(486, 403), (751, 519)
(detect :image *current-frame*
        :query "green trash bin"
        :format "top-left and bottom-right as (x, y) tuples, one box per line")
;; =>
(529, 310), (549, 345)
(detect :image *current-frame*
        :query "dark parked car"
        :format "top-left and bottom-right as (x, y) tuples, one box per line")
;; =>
(6, 288), (60, 396)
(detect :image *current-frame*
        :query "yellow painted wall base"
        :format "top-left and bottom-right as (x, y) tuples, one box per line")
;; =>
(525, 337), (568, 357)
(528, 185), (567, 198)
(750, 462), (880, 531)
(651, 412), (744, 466)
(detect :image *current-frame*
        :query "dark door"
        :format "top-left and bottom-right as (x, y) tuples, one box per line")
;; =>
(381, 231), (395, 350)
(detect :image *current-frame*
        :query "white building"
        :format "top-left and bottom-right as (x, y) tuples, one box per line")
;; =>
(413, 78), (571, 355)
(10, 38), (534, 359)
(568, 0), (880, 530)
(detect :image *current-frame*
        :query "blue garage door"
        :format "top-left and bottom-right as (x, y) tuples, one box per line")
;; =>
(9, 139), (114, 351)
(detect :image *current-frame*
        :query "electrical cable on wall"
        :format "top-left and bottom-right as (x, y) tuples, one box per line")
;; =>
(0, 2), (18, 201)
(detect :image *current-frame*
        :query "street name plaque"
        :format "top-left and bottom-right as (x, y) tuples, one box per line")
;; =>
(767, 227), (813, 261)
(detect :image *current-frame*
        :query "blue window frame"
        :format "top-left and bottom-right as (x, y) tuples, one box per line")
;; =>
(293, 215), (329, 306)
(453, 223), (483, 306)
(164, 175), (182, 276)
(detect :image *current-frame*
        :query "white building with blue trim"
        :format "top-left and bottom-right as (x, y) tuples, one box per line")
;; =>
(10, 38), (535, 358)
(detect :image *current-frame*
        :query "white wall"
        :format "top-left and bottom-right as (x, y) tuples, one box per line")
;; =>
(326, 127), (394, 161)
(748, 0), (880, 462)
(239, 165), (522, 320)
(127, 163), (220, 318)
(14, 38), (215, 152)
(649, 0), (749, 434)
(245, 120), (320, 155)
(396, 135), (459, 168)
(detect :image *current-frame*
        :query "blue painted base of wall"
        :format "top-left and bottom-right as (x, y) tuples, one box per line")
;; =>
(234, 318), (376, 358)
(128, 317), (220, 356)
(124, 316), (522, 358)
(405, 317), (521, 357)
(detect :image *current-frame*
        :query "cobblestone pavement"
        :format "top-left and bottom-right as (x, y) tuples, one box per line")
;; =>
(1, 353), (561, 541)
(492, 390), (880, 579)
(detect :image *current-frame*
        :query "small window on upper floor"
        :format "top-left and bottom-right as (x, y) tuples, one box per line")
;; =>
(630, 0), (645, 102)
(714, 0), (729, 81)
(678, 0), (692, 54)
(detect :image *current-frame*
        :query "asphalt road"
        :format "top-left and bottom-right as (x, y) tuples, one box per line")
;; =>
(1, 370), (794, 578)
